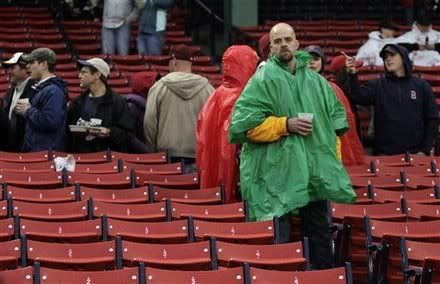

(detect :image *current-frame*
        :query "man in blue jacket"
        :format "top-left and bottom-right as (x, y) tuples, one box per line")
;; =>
(15, 48), (68, 152)
(136, 0), (174, 55)
(345, 44), (438, 155)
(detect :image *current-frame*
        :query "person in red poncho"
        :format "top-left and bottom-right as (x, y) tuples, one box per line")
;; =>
(196, 45), (258, 203)
(304, 45), (365, 166)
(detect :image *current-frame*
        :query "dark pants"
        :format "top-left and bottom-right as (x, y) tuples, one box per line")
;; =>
(279, 200), (334, 270)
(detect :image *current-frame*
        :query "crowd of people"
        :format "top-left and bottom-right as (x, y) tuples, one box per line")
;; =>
(0, 17), (439, 270)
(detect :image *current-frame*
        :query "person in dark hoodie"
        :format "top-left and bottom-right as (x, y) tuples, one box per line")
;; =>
(344, 43), (438, 155)
(16, 48), (68, 152)
(2, 52), (36, 151)
(144, 44), (213, 168)
(67, 58), (134, 153)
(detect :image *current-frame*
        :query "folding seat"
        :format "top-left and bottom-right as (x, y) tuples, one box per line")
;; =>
(74, 161), (121, 174)
(51, 150), (110, 164)
(171, 201), (247, 222)
(75, 43), (102, 54)
(120, 238), (215, 270)
(346, 163), (377, 177)
(0, 151), (49, 163)
(69, 34), (100, 44)
(349, 175), (415, 190)
(0, 239), (22, 270)
(365, 218), (440, 283)
(336, 31), (369, 39)
(420, 257), (440, 284)
(0, 266), (33, 283)
(5, 185), (75, 203)
(192, 56), (212, 66)
(91, 200), (168, 222)
(27, 27), (60, 35)
(332, 201), (406, 223)
(381, 164), (439, 177)
(410, 176), (440, 189)
(1, 171), (65, 188)
(192, 65), (221, 74)
(0, 19), (24, 28)
(327, 39), (362, 48)
(215, 239), (309, 271)
(144, 55), (170, 66)
(19, 218), (104, 243)
(354, 187), (374, 204)
(64, 78), (80, 86)
(56, 62), (77, 71)
(123, 162), (182, 175)
(401, 238), (440, 284)
(0, 200), (7, 219)
(193, 218), (277, 244)
(152, 64), (170, 73)
(108, 218), (191, 243)
(62, 20), (89, 29)
(413, 66), (440, 74)
(406, 202), (440, 221)
(249, 263), (353, 283)
(135, 172), (199, 189)
(0, 160), (55, 173)
(112, 54), (144, 65)
(145, 266), (245, 283)
(151, 186), (224, 205)
(420, 74), (440, 86)
(78, 53), (108, 61)
(31, 34), (63, 44)
(116, 64), (150, 73)
(67, 172), (132, 188)
(13, 200), (88, 221)
(372, 187), (440, 205)
(37, 264), (142, 284)
(80, 187), (149, 204)
(107, 78), (130, 88)
(0, 218), (16, 241)
(306, 31), (338, 40)
(165, 36), (192, 45)
(56, 70), (78, 79)
(0, 33), (30, 43)
(364, 155), (411, 167)
(25, 239), (117, 270)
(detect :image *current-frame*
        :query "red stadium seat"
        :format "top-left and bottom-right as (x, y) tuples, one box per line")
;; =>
(5, 186), (75, 203)
(0, 239), (21, 270)
(145, 266), (245, 283)
(91, 200), (167, 222)
(122, 162), (182, 175)
(134, 172), (199, 189)
(0, 218), (15, 241)
(13, 200), (88, 222)
(151, 186), (224, 205)
(80, 187), (149, 204)
(0, 266), (33, 283)
(171, 201), (247, 222)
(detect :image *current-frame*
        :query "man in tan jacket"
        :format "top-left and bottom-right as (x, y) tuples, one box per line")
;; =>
(144, 44), (213, 170)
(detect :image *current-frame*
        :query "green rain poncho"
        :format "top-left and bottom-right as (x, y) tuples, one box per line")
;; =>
(228, 51), (356, 221)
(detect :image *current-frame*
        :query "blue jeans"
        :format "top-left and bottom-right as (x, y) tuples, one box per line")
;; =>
(102, 22), (131, 55)
(137, 33), (164, 56)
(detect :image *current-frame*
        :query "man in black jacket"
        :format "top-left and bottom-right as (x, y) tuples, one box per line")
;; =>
(66, 58), (134, 153)
(344, 43), (438, 155)
(2, 52), (36, 151)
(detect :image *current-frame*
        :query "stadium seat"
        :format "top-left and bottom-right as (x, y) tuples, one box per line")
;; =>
(1, 171), (65, 188)
(171, 201), (247, 222)
(215, 239), (309, 271)
(51, 151), (110, 164)
(0, 238), (22, 270)
(0, 161), (55, 173)
(134, 172), (199, 189)
(151, 185), (224, 205)
(107, 218), (191, 244)
(0, 151), (49, 163)
(145, 266), (245, 283)
(80, 187), (149, 204)
(12, 200), (88, 222)
(90, 200), (168, 222)
(67, 172), (132, 188)
(5, 185), (76, 203)
(122, 162), (182, 175)
(0, 218), (15, 241)
(0, 266), (33, 283)
(111, 151), (167, 164)
(119, 238), (215, 270)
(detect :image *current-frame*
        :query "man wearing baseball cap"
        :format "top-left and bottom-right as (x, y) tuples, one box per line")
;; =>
(16, 47), (68, 152)
(344, 43), (438, 156)
(144, 44), (213, 170)
(66, 57), (134, 153)
(1, 52), (36, 151)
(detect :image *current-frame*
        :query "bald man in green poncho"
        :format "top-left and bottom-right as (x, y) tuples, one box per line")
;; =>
(228, 23), (356, 269)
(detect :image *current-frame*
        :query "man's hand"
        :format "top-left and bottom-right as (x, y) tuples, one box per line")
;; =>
(287, 118), (313, 136)
(342, 51), (357, 74)
(87, 127), (111, 138)
(15, 99), (31, 116)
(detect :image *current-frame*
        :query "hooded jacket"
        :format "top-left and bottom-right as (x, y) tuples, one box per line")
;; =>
(23, 77), (68, 152)
(356, 31), (397, 66)
(347, 44), (439, 155)
(67, 87), (134, 153)
(196, 45), (258, 202)
(144, 72), (213, 158)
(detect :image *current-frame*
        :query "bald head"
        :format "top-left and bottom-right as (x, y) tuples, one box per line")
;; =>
(269, 23), (299, 64)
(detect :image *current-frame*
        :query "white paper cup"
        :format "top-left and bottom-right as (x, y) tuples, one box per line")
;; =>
(298, 113), (314, 122)
(17, 98), (29, 104)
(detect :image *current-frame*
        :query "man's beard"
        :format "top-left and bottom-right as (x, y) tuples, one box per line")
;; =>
(278, 51), (293, 63)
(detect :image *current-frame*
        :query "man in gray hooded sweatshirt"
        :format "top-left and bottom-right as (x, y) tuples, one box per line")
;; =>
(143, 44), (213, 167)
